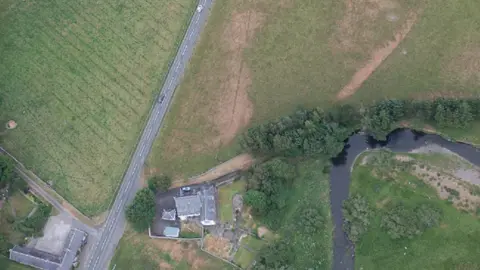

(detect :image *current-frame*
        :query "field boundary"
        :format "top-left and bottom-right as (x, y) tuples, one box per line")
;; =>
(0, 147), (95, 226)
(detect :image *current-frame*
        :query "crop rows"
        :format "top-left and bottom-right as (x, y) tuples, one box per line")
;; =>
(0, 0), (196, 215)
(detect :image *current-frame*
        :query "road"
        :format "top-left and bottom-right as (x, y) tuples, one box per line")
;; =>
(85, 0), (213, 269)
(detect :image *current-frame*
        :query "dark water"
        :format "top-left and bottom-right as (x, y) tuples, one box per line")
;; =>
(330, 129), (480, 270)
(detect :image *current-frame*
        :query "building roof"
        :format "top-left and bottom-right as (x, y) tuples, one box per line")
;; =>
(9, 228), (87, 270)
(9, 246), (60, 270)
(161, 209), (176, 221)
(163, 227), (180, 238)
(200, 185), (217, 225)
(174, 195), (201, 217)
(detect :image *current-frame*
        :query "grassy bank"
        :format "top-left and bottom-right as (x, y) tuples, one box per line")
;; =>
(0, 0), (196, 215)
(349, 151), (480, 269)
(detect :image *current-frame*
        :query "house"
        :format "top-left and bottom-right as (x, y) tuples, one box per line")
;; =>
(163, 226), (180, 238)
(9, 228), (87, 270)
(174, 195), (202, 220)
(200, 185), (216, 226)
(173, 185), (217, 226)
(161, 209), (176, 221)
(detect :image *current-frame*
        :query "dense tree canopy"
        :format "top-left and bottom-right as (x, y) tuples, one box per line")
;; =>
(126, 188), (156, 232)
(147, 175), (172, 193)
(243, 190), (267, 215)
(246, 158), (296, 229)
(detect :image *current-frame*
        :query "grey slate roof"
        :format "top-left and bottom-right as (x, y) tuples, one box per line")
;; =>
(9, 246), (60, 270)
(161, 209), (176, 221)
(9, 228), (87, 270)
(200, 185), (217, 225)
(174, 195), (201, 217)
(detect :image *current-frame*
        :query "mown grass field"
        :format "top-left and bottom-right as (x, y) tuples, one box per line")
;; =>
(350, 152), (480, 269)
(149, 0), (480, 177)
(111, 229), (232, 270)
(0, 0), (196, 215)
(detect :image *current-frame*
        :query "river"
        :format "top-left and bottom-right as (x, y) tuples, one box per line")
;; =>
(330, 128), (480, 270)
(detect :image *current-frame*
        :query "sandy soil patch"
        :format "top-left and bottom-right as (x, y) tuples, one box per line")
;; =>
(188, 153), (253, 182)
(412, 165), (480, 212)
(395, 154), (413, 162)
(336, 11), (418, 100)
(257, 226), (272, 238)
(332, 0), (400, 53)
(203, 235), (232, 260)
(444, 47), (480, 84)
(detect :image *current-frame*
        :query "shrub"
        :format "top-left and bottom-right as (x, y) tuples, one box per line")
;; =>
(148, 175), (172, 193)
(381, 203), (442, 239)
(342, 194), (372, 242)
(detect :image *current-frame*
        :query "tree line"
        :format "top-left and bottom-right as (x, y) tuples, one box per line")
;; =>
(241, 98), (480, 156)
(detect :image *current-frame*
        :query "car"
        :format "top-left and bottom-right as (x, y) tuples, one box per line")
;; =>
(181, 186), (191, 192)
(196, 5), (203, 12)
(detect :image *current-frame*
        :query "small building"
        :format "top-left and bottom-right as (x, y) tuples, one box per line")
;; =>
(200, 185), (216, 226)
(9, 228), (87, 270)
(174, 195), (201, 220)
(161, 209), (176, 221)
(163, 226), (180, 238)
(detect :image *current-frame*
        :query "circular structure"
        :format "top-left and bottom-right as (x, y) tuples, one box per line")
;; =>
(6, 120), (17, 129)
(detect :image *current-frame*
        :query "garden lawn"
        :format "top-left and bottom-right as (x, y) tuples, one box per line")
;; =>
(0, 0), (196, 215)
(8, 192), (36, 219)
(218, 179), (246, 222)
(233, 247), (255, 269)
(350, 153), (480, 269)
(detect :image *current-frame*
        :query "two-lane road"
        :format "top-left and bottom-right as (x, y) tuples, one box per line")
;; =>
(85, 0), (213, 269)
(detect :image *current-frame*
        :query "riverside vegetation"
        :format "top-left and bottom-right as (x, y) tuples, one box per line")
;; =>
(240, 98), (480, 269)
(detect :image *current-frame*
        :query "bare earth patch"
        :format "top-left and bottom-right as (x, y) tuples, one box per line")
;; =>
(203, 234), (232, 260)
(148, 239), (208, 270)
(211, 11), (264, 147)
(336, 11), (418, 100)
(332, 0), (400, 53)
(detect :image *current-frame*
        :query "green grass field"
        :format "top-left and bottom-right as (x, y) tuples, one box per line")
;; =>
(218, 179), (246, 222)
(0, 0), (196, 215)
(111, 229), (232, 270)
(350, 152), (480, 269)
(148, 0), (480, 177)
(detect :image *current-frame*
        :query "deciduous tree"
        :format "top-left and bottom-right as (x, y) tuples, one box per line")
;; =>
(126, 188), (156, 232)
